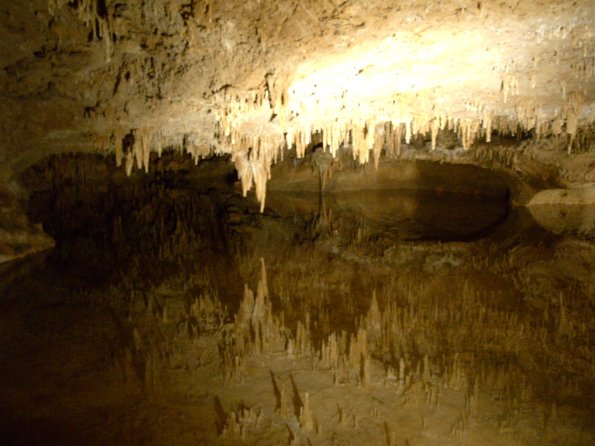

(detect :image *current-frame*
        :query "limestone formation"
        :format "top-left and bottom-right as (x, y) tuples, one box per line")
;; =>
(0, 0), (593, 215)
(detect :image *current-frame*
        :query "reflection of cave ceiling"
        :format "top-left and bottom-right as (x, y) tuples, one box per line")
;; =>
(0, 1), (594, 205)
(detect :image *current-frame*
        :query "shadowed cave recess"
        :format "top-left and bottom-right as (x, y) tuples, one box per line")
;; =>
(0, 1), (594, 445)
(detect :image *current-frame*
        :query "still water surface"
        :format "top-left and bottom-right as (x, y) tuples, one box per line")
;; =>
(0, 181), (592, 445)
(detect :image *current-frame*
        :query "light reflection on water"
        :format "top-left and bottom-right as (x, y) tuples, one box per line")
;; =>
(0, 182), (592, 445)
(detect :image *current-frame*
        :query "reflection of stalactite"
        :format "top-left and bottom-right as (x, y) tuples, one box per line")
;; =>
(221, 259), (287, 381)
(220, 406), (262, 441)
(299, 392), (315, 432)
(312, 148), (333, 194)
(311, 192), (332, 239)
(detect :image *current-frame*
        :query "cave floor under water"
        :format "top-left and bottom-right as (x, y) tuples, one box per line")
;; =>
(0, 180), (593, 446)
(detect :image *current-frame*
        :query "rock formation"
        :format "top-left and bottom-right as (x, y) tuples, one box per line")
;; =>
(1, 1), (593, 200)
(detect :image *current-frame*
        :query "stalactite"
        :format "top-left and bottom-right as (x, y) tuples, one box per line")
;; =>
(130, 129), (143, 170)
(113, 129), (124, 167)
(138, 128), (153, 173)
(208, 47), (593, 213)
(351, 124), (369, 164)
(430, 117), (438, 151)
(564, 91), (584, 154)
(125, 151), (133, 177)
(373, 124), (384, 169)
(395, 122), (403, 155)
(154, 132), (163, 158)
(405, 118), (413, 144)
(48, 0), (113, 61)
(482, 111), (493, 143)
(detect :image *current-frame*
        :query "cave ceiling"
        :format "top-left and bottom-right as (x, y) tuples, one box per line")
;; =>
(0, 1), (593, 204)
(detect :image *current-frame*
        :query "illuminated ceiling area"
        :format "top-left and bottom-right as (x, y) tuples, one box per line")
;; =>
(216, 5), (594, 209)
(0, 0), (593, 207)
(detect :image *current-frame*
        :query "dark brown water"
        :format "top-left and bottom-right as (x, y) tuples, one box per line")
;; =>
(0, 174), (592, 445)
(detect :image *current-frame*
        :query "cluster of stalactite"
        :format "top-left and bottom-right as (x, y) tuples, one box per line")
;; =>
(211, 79), (592, 211)
(46, 0), (593, 212)
(110, 128), (214, 177)
(41, 0), (594, 218)
(88, 77), (592, 214)
(48, 0), (113, 61)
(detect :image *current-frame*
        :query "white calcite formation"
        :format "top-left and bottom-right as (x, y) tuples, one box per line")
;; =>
(0, 0), (593, 211)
